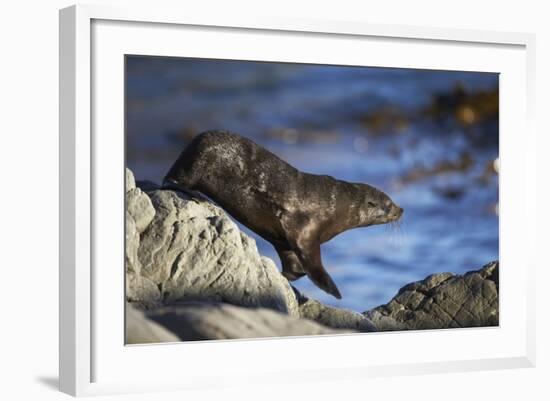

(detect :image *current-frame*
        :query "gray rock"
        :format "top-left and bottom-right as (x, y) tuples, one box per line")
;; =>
(126, 168), (156, 234)
(364, 261), (499, 331)
(125, 168), (136, 191)
(298, 296), (377, 332)
(146, 302), (352, 341)
(125, 212), (141, 275)
(130, 184), (298, 316)
(125, 168), (499, 337)
(126, 188), (155, 234)
(126, 271), (162, 308)
(126, 304), (180, 344)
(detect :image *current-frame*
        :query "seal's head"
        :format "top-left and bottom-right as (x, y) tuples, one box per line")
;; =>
(357, 184), (403, 226)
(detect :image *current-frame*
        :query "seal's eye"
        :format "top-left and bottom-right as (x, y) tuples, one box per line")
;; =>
(368, 201), (377, 208)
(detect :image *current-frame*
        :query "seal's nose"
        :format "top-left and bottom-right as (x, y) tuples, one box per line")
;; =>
(389, 205), (403, 220)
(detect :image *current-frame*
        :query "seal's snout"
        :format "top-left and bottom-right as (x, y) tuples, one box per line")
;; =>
(389, 204), (404, 221)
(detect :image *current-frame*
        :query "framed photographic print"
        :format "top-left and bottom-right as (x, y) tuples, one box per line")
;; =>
(59, 4), (536, 397)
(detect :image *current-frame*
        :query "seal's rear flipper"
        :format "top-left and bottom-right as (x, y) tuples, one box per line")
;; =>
(305, 265), (342, 299)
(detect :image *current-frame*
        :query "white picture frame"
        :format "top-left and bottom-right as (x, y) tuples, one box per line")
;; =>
(59, 4), (536, 397)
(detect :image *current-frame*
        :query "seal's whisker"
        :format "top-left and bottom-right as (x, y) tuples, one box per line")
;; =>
(386, 218), (406, 246)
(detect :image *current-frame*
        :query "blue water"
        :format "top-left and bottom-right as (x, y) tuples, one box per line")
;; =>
(126, 56), (499, 312)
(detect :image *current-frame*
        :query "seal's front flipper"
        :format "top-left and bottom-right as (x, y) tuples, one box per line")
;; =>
(305, 264), (342, 299)
(282, 213), (342, 299)
(276, 246), (306, 281)
(290, 235), (342, 299)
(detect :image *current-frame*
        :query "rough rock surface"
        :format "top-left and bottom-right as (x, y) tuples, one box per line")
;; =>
(125, 210), (141, 275)
(125, 167), (499, 341)
(295, 291), (377, 332)
(126, 168), (298, 316)
(364, 261), (499, 331)
(125, 272), (162, 309)
(126, 304), (180, 344)
(126, 169), (155, 234)
(143, 302), (351, 342)
(125, 169), (162, 304)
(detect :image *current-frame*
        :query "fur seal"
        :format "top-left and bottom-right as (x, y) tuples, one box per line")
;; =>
(163, 131), (403, 299)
